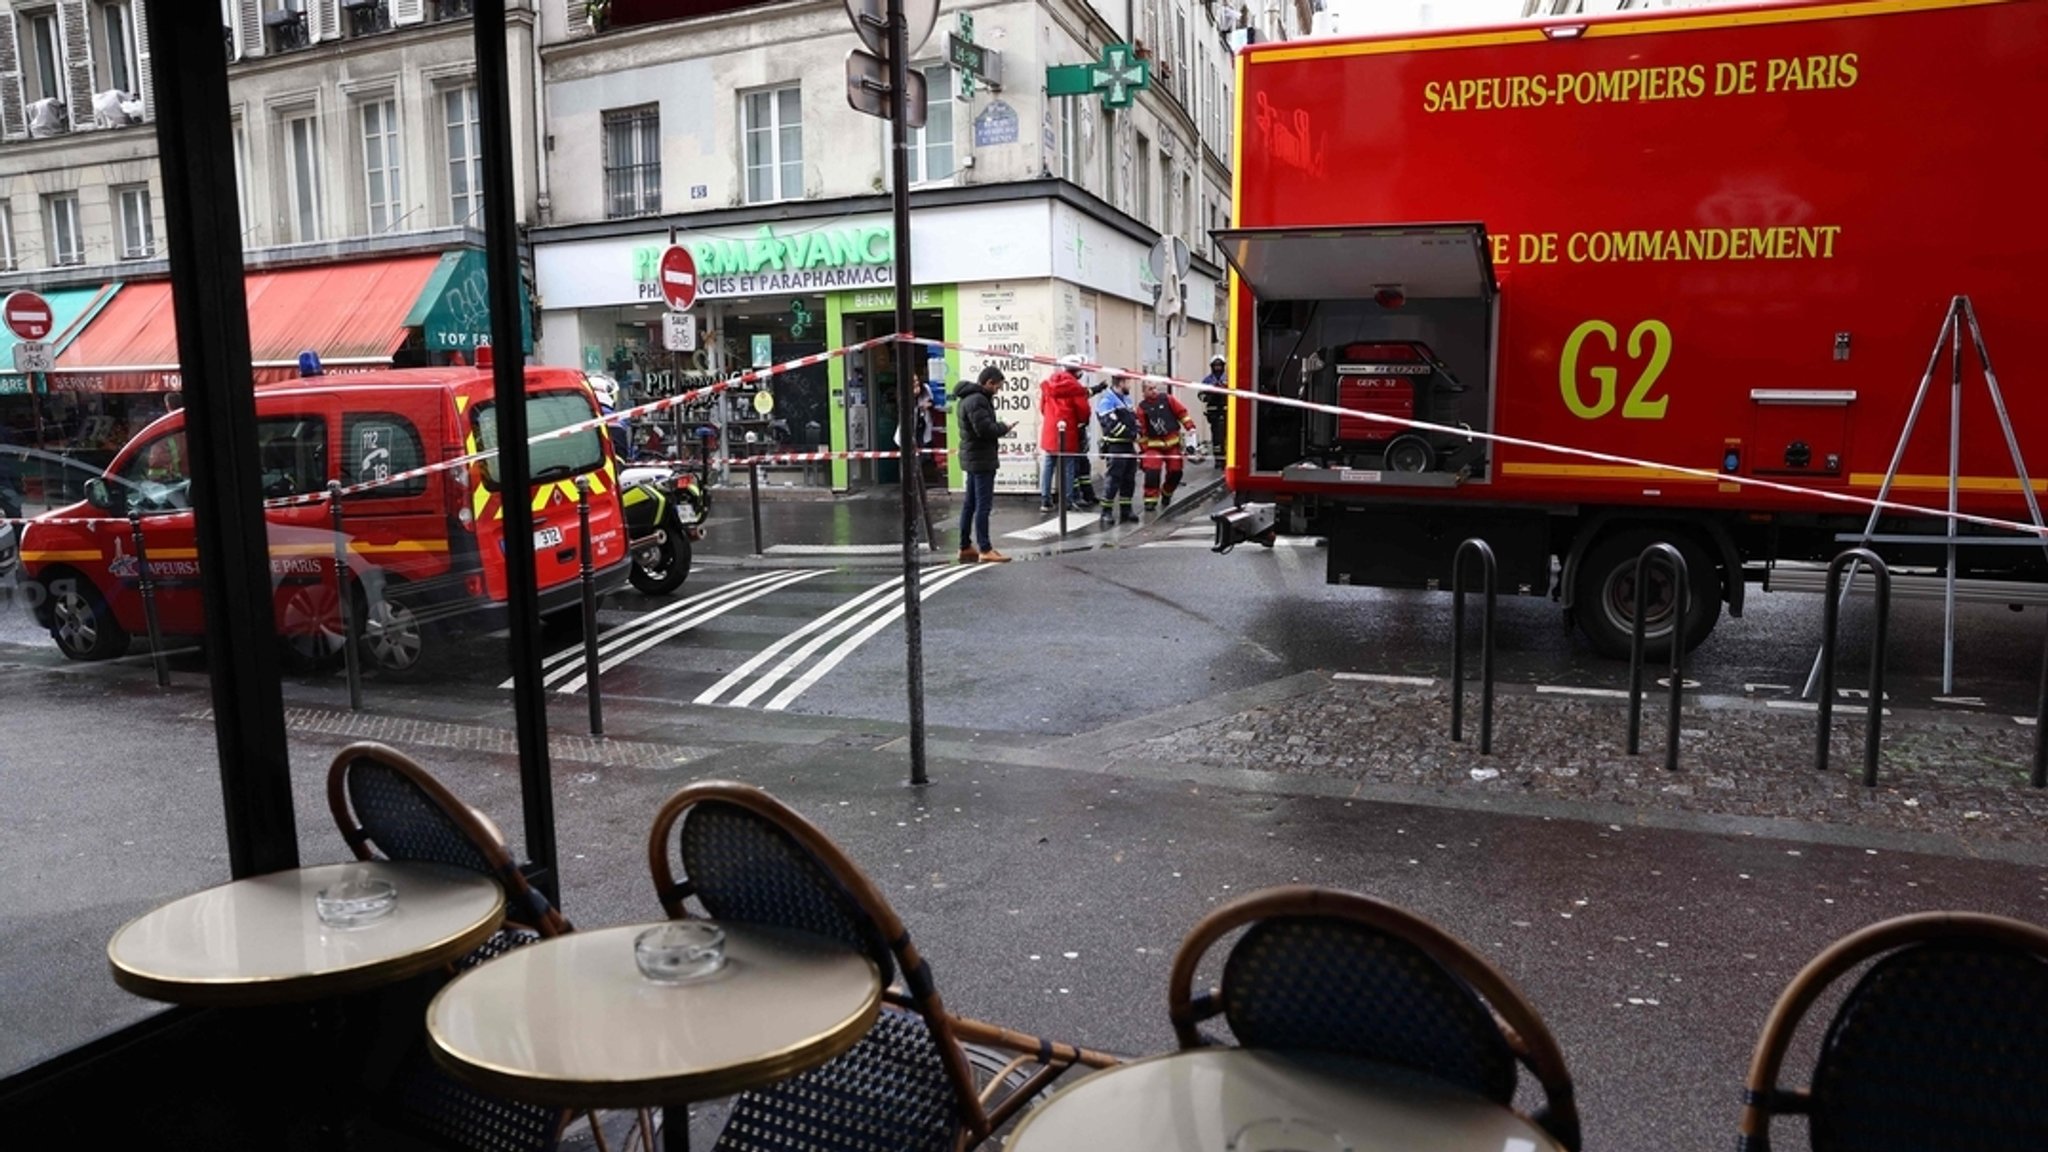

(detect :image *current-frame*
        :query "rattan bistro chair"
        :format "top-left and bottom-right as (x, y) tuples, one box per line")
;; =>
(647, 781), (1118, 1152)
(327, 742), (605, 1152)
(1737, 911), (2048, 1152)
(1168, 885), (1582, 1151)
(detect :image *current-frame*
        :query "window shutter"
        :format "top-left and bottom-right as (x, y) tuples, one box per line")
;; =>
(135, 4), (150, 119)
(68, 0), (96, 123)
(392, 0), (426, 26)
(238, 0), (263, 58)
(0, 13), (23, 140)
(311, 0), (340, 42)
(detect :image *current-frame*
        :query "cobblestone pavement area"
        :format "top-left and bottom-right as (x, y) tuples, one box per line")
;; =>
(1114, 676), (2048, 848)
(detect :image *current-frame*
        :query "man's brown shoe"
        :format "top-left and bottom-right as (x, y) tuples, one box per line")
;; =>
(956, 548), (980, 564)
(978, 548), (1012, 563)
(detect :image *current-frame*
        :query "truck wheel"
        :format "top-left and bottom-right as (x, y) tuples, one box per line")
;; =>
(41, 574), (129, 662)
(1573, 530), (1721, 660)
(1384, 433), (1434, 473)
(629, 518), (691, 596)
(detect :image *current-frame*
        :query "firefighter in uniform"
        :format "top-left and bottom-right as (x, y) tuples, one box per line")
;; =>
(1093, 374), (1141, 527)
(1137, 380), (1198, 512)
(1200, 355), (1228, 465)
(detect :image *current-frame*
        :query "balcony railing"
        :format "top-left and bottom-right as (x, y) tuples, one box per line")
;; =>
(264, 9), (310, 54)
(343, 0), (391, 37)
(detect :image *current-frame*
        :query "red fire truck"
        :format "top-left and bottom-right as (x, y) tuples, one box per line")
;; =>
(1209, 0), (2048, 656)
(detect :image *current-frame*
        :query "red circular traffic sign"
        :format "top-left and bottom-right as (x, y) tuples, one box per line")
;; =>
(657, 245), (698, 312)
(3, 290), (53, 340)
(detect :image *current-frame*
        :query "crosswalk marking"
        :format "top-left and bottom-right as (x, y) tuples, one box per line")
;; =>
(760, 565), (989, 711)
(696, 575), (915, 707)
(514, 571), (802, 689)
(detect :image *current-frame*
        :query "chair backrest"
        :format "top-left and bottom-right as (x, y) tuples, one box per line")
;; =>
(1738, 911), (2048, 1152)
(326, 741), (569, 937)
(1169, 886), (1581, 1151)
(647, 782), (989, 1140)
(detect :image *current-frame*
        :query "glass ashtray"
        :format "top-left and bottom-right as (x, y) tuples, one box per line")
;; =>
(1227, 1117), (1352, 1152)
(635, 921), (727, 983)
(315, 876), (397, 928)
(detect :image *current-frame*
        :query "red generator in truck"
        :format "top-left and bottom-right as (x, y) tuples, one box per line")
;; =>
(1209, 0), (2048, 657)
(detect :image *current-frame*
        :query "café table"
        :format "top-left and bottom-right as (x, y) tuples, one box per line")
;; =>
(108, 859), (506, 1006)
(1005, 1047), (1565, 1152)
(425, 920), (882, 1152)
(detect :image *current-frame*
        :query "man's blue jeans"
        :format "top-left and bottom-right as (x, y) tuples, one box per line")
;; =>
(959, 470), (996, 551)
(1039, 453), (1078, 508)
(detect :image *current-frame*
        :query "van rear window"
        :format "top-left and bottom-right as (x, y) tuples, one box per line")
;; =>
(473, 391), (605, 488)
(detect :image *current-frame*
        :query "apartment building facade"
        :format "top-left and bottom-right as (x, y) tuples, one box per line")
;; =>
(0, 0), (542, 475)
(533, 0), (1248, 492)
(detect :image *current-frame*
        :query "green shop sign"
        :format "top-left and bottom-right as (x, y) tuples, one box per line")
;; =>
(635, 224), (895, 301)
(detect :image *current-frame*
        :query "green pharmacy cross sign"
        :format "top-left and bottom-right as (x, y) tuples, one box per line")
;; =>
(1047, 43), (1152, 110)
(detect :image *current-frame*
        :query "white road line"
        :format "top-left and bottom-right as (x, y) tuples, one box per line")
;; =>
(552, 569), (825, 695)
(1169, 526), (1210, 538)
(764, 544), (921, 555)
(1140, 536), (1320, 549)
(1333, 672), (1437, 687)
(694, 575), (911, 706)
(1534, 685), (1632, 699)
(1767, 700), (1821, 712)
(514, 571), (802, 687)
(1005, 515), (1096, 541)
(763, 565), (989, 711)
(1932, 695), (1986, 707)
(2015, 717), (2038, 727)
(1743, 683), (1792, 694)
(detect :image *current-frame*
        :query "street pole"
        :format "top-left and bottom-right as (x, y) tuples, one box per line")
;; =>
(887, 0), (929, 786)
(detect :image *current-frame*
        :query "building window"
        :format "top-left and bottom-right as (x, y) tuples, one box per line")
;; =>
(46, 193), (83, 266)
(444, 85), (483, 225)
(742, 86), (802, 205)
(95, 1), (138, 94)
(0, 202), (14, 271)
(116, 184), (153, 258)
(285, 112), (322, 242)
(361, 98), (403, 233)
(1136, 134), (1152, 228)
(602, 105), (661, 219)
(24, 8), (64, 105)
(908, 65), (953, 184)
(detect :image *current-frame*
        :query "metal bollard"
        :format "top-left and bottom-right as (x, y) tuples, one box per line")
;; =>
(698, 429), (716, 509)
(128, 510), (169, 688)
(1626, 543), (1689, 771)
(1450, 538), (1497, 754)
(327, 481), (361, 711)
(1817, 547), (1890, 785)
(576, 476), (603, 737)
(2035, 617), (2048, 789)
(747, 460), (764, 556)
(1057, 421), (1070, 538)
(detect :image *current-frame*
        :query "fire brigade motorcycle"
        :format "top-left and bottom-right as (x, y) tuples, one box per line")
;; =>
(618, 461), (705, 595)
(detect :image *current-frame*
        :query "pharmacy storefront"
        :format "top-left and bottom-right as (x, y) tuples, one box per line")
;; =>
(532, 193), (1220, 492)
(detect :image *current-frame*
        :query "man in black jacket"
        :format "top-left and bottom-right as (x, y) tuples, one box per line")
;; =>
(952, 365), (1013, 563)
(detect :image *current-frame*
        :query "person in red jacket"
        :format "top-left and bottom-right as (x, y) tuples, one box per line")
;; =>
(1136, 380), (1198, 512)
(1037, 354), (1093, 513)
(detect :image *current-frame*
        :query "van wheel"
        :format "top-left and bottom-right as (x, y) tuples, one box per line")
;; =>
(1573, 529), (1721, 660)
(42, 575), (129, 662)
(279, 581), (348, 672)
(359, 588), (427, 677)
(629, 520), (691, 595)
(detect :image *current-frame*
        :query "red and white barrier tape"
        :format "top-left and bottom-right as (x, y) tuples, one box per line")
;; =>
(907, 336), (2048, 541)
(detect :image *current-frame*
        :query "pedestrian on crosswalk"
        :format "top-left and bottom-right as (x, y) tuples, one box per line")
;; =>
(953, 365), (1013, 564)
(1093, 375), (1141, 527)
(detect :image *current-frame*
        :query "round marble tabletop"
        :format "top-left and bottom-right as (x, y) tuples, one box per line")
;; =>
(108, 860), (506, 1007)
(1007, 1048), (1564, 1152)
(426, 920), (883, 1109)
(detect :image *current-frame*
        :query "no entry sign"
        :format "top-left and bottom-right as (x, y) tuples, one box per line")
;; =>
(3, 290), (53, 340)
(657, 245), (697, 312)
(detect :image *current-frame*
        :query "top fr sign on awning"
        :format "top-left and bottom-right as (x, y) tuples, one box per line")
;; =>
(3, 290), (53, 340)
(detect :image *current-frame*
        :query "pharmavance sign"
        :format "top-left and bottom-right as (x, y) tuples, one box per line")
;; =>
(633, 223), (896, 301)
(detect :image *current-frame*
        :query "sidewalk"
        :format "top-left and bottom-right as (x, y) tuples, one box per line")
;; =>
(694, 464), (1230, 563)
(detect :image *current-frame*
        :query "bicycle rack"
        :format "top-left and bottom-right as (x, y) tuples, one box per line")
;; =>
(1450, 538), (1497, 754)
(1816, 547), (1891, 786)
(1627, 543), (1689, 772)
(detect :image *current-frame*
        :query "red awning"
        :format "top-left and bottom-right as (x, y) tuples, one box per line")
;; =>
(51, 256), (444, 392)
